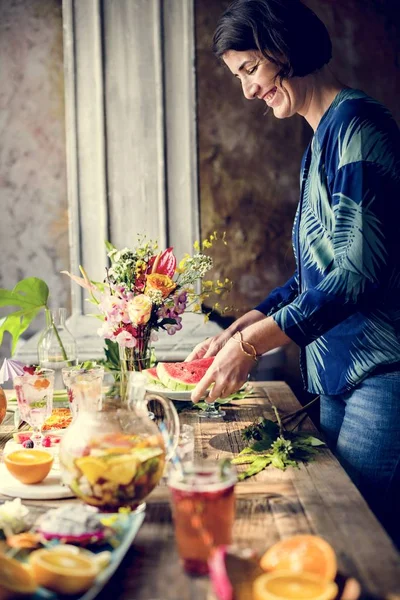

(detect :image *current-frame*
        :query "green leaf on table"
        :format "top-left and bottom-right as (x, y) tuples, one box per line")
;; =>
(232, 406), (326, 480)
(0, 278), (49, 355)
(294, 434), (325, 447)
(217, 384), (254, 404)
(231, 451), (259, 465)
(237, 456), (272, 480)
(241, 417), (280, 451)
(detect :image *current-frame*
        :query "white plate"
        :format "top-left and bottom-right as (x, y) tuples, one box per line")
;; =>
(146, 383), (198, 401)
(0, 464), (75, 500)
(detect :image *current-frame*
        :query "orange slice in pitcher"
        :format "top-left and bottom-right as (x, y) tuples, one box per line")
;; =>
(253, 571), (338, 600)
(260, 535), (337, 582)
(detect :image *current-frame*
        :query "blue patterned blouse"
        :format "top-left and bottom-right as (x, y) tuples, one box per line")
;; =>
(255, 89), (400, 395)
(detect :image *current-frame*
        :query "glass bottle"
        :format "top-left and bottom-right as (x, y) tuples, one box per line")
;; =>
(37, 308), (78, 390)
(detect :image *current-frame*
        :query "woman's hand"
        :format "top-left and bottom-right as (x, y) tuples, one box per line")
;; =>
(186, 310), (267, 362)
(190, 337), (255, 403)
(185, 329), (235, 361)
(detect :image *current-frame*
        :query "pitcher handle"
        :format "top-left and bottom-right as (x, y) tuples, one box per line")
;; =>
(145, 392), (180, 460)
(126, 372), (180, 460)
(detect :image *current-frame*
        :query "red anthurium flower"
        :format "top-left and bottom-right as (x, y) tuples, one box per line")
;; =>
(151, 248), (176, 277)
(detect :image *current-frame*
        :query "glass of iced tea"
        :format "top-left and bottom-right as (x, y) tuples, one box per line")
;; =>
(168, 461), (237, 575)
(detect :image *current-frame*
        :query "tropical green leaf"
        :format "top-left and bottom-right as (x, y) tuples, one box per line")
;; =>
(0, 278), (49, 356)
(0, 308), (41, 354)
(0, 277), (49, 309)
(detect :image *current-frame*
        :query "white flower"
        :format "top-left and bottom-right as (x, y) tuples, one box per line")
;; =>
(0, 498), (30, 535)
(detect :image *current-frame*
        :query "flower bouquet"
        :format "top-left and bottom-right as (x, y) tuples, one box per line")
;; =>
(63, 234), (231, 373)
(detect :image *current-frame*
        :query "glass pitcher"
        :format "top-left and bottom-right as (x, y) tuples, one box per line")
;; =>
(59, 370), (180, 512)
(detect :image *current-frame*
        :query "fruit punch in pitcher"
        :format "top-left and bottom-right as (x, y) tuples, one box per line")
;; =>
(168, 462), (237, 575)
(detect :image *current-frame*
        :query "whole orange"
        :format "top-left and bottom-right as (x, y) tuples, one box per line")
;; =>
(0, 387), (7, 425)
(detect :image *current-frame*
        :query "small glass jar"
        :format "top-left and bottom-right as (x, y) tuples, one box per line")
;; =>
(37, 308), (78, 390)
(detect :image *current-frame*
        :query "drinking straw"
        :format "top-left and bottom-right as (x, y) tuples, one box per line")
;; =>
(158, 420), (184, 476)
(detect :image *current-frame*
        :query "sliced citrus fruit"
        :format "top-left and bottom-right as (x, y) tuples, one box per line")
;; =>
(29, 546), (99, 595)
(260, 535), (337, 582)
(0, 554), (37, 598)
(253, 571), (338, 600)
(75, 456), (106, 485)
(104, 455), (138, 485)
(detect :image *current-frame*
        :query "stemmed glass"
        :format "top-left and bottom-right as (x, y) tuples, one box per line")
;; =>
(197, 393), (226, 419)
(14, 369), (55, 447)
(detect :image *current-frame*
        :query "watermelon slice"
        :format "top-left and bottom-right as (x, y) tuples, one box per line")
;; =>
(143, 366), (163, 385)
(156, 357), (214, 391)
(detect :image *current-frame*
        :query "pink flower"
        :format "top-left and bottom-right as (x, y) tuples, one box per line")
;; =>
(127, 295), (153, 326)
(99, 293), (129, 324)
(97, 321), (115, 340)
(115, 330), (137, 348)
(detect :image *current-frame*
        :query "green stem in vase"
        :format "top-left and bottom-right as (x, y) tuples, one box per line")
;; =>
(46, 308), (70, 363)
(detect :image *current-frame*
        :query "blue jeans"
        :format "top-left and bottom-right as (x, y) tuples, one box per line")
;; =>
(320, 371), (400, 546)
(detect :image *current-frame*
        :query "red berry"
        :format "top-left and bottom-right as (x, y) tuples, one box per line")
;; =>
(23, 440), (34, 448)
(42, 437), (52, 447)
(23, 365), (36, 375)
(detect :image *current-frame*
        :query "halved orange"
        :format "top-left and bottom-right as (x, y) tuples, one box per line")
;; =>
(29, 546), (99, 594)
(253, 570), (338, 600)
(260, 535), (337, 582)
(0, 554), (37, 599)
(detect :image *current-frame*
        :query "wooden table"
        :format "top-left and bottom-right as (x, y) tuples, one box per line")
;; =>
(1, 382), (399, 599)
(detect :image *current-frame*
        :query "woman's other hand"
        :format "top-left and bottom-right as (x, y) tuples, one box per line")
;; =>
(185, 329), (234, 361)
(186, 310), (266, 361)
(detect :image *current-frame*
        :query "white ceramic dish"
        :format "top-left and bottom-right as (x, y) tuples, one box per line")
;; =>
(0, 463), (74, 500)
(146, 383), (197, 401)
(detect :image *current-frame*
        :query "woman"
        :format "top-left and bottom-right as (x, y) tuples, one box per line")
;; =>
(189, 0), (400, 544)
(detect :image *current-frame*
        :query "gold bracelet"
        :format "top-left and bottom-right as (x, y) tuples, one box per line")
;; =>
(232, 331), (259, 362)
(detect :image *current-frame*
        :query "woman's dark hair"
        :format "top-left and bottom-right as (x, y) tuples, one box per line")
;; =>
(213, 0), (332, 79)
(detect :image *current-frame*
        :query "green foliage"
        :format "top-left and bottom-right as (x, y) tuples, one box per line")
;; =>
(101, 339), (121, 371)
(0, 278), (49, 355)
(231, 410), (325, 480)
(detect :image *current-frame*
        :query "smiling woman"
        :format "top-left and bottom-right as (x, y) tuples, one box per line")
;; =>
(188, 0), (400, 547)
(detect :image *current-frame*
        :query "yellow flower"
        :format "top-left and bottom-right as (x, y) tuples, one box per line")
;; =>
(145, 273), (176, 299)
(127, 294), (153, 326)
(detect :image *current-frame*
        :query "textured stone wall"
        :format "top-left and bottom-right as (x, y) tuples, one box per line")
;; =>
(195, 0), (400, 397)
(0, 0), (69, 361)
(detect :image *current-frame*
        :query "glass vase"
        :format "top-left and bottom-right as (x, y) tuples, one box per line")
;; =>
(118, 336), (154, 419)
(37, 308), (78, 390)
(118, 340), (152, 373)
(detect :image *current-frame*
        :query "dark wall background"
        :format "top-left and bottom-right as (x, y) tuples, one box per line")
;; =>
(195, 0), (400, 402)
